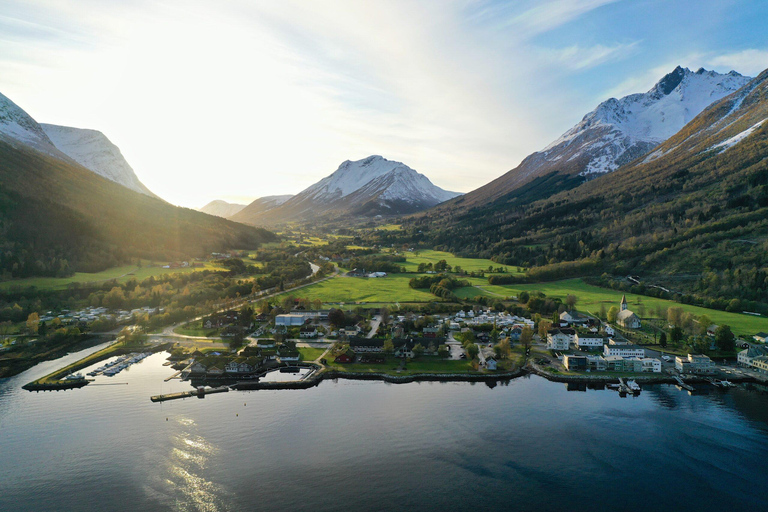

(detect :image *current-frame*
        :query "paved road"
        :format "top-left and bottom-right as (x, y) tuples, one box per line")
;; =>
(366, 316), (382, 338)
(446, 332), (465, 360)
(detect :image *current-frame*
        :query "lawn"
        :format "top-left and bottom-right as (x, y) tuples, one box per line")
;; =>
(0, 261), (225, 291)
(298, 347), (327, 361)
(289, 274), (437, 303)
(324, 356), (479, 374)
(482, 278), (768, 336)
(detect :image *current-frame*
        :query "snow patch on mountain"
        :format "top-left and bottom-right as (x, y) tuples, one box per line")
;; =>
(41, 124), (157, 197)
(711, 119), (767, 153)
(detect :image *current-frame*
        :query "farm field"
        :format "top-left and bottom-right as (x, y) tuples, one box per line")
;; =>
(290, 274), (436, 303)
(482, 278), (768, 336)
(0, 262), (225, 291)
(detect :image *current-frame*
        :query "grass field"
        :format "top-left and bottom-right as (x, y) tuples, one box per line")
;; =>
(393, 249), (525, 274)
(174, 320), (221, 337)
(297, 347), (327, 361)
(0, 261), (225, 291)
(482, 278), (768, 336)
(289, 274), (437, 303)
(324, 356), (478, 374)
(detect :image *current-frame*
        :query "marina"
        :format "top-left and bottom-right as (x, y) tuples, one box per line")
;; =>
(87, 352), (152, 377)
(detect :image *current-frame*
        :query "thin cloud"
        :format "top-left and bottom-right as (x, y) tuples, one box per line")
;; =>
(708, 49), (768, 76)
(536, 42), (640, 71)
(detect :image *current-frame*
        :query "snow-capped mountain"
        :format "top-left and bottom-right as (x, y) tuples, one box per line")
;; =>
(233, 156), (460, 226)
(0, 90), (157, 198)
(0, 92), (60, 155)
(225, 195), (293, 223)
(41, 124), (158, 198)
(436, 66), (751, 212)
(544, 66), (750, 176)
(199, 199), (249, 218)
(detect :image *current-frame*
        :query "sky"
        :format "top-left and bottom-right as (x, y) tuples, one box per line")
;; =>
(2, 0), (768, 208)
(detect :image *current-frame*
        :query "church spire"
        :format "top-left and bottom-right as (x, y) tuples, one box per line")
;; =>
(620, 295), (628, 311)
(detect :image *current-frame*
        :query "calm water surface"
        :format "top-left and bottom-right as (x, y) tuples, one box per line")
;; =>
(1, 346), (767, 512)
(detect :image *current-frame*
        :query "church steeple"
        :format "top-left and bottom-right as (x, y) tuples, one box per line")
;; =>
(620, 295), (628, 311)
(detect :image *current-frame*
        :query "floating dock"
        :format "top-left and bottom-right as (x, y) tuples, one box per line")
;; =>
(150, 386), (230, 402)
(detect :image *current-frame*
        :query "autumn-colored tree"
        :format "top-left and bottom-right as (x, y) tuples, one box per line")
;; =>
(26, 312), (39, 334)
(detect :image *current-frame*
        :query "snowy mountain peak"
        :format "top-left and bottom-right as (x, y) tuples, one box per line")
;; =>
(305, 155), (420, 200)
(541, 66), (751, 175)
(40, 124), (158, 198)
(232, 156), (460, 226)
(0, 92), (58, 154)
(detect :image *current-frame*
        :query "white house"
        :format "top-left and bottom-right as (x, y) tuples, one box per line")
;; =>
(738, 345), (768, 367)
(485, 357), (498, 371)
(575, 333), (605, 349)
(559, 310), (589, 326)
(547, 329), (574, 351)
(603, 344), (645, 358)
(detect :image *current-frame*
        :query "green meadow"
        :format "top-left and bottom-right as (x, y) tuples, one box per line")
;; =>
(481, 278), (768, 336)
(394, 249), (524, 274)
(289, 274), (436, 303)
(0, 261), (225, 291)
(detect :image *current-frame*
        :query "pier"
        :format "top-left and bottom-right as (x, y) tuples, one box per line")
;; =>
(150, 385), (230, 402)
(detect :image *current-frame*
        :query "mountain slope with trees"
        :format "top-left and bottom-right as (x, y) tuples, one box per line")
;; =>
(0, 140), (276, 278)
(408, 68), (768, 312)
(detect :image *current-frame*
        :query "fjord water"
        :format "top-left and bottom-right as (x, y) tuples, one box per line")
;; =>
(1, 349), (767, 512)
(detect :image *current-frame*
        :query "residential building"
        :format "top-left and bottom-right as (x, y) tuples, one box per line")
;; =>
(547, 328), (575, 351)
(752, 356), (768, 374)
(486, 357), (498, 371)
(603, 355), (626, 371)
(575, 333), (605, 349)
(738, 345), (768, 367)
(633, 357), (662, 373)
(603, 344), (645, 358)
(560, 310), (589, 326)
(563, 354), (588, 371)
(675, 354), (715, 374)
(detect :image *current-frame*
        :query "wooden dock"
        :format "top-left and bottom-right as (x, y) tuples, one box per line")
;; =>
(150, 386), (230, 402)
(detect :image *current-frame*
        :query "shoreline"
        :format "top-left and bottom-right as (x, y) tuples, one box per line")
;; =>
(230, 363), (762, 391)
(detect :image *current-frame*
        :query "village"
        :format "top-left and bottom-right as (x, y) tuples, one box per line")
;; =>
(161, 292), (768, 389)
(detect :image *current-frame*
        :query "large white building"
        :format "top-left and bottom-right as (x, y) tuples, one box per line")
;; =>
(675, 354), (715, 374)
(547, 328), (574, 351)
(575, 333), (605, 349)
(275, 314), (308, 326)
(603, 344), (645, 358)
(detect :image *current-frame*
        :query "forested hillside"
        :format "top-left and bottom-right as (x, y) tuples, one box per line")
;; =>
(0, 141), (276, 278)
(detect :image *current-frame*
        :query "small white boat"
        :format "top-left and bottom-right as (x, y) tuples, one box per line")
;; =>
(626, 380), (641, 393)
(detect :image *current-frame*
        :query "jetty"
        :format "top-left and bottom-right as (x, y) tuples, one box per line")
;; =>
(150, 385), (229, 402)
(674, 376), (695, 391)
